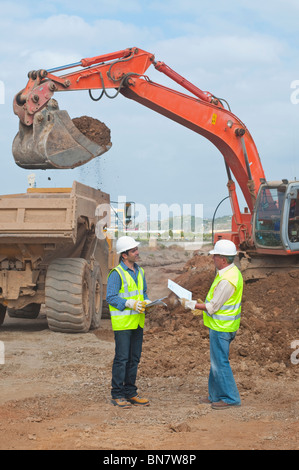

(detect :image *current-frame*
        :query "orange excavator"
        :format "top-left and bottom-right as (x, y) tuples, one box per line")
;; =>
(12, 47), (299, 278)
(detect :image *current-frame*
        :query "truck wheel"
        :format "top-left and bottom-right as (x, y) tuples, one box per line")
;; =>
(90, 261), (103, 330)
(45, 258), (92, 333)
(8, 303), (41, 319)
(0, 305), (6, 326)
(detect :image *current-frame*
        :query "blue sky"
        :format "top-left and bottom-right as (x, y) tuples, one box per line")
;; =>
(0, 0), (298, 218)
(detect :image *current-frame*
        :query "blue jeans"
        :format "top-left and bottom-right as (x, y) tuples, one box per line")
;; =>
(111, 326), (143, 399)
(208, 329), (241, 405)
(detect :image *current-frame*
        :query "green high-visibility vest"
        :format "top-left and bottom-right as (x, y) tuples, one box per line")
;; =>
(203, 265), (243, 332)
(108, 264), (145, 331)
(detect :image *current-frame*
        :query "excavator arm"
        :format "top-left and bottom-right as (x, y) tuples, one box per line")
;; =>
(13, 47), (266, 247)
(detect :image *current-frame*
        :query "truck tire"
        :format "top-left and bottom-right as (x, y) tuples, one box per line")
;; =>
(7, 303), (41, 319)
(90, 261), (103, 330)
(0, 305), (6, 326)
(45, 258), (93, 333)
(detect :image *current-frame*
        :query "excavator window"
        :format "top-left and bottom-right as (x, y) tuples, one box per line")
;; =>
(254, 186), (286, 248)
(288, 190), (299, 243)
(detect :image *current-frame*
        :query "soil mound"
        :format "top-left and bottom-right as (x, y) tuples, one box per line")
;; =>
(72, 116), (111, 146)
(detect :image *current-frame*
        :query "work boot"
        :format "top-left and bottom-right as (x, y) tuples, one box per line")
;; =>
(211, 401), (240, 410)
(199, 397), (211, 404)
(111, 398), (132, 409)
(127, 394), (150, 406)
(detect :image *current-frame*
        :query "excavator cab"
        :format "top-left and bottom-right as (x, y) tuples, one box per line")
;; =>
(253, 181), (299, 254)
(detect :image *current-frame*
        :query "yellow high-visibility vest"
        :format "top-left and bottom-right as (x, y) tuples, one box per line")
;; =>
(108, 264), (145, 331)
(203, 265), (243, 332)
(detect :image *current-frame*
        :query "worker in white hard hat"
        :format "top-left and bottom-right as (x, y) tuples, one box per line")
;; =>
(180, 239), (243, 410)
(106, 236), (152, 408)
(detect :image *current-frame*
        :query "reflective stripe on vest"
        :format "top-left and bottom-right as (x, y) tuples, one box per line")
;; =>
(108, 264), (145, 330)
(203, 265), (243, 332)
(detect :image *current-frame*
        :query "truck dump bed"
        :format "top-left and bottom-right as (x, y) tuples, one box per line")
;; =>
(0, 181), (108, 241)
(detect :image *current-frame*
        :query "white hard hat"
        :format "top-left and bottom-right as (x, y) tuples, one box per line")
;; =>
(116, 236), (140, 254)
(209, 239), (237, 256)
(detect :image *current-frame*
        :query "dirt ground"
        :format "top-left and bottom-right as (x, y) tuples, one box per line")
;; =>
(0, 244), (298, 451)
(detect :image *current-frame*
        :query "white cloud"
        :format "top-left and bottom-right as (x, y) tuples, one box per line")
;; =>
(154, 33), (285, 72)
(0, 2), (298, 218)
(0, 1), (31, 19)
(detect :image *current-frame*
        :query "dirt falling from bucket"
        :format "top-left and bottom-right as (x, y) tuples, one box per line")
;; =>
(73, 115), (111, 188)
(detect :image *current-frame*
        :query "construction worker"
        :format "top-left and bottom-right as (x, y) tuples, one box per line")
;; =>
(180, 239), (243, 409)
(106, 236), (151, 408)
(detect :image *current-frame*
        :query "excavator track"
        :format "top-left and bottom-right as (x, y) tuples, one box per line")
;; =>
(240, 253), (299, 281)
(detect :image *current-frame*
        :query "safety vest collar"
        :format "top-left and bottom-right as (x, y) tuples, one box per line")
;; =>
(115, 264), (144, 298)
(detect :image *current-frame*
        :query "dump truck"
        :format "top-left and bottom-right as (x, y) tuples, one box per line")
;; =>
(0, 181), (115, 333)
(12, 47), (299, 279)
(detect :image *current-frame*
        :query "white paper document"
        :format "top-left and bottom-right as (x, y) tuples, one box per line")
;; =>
(167, 280), (192, 300)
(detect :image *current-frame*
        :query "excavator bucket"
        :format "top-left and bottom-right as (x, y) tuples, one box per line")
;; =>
(12, 99), (112, 170)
